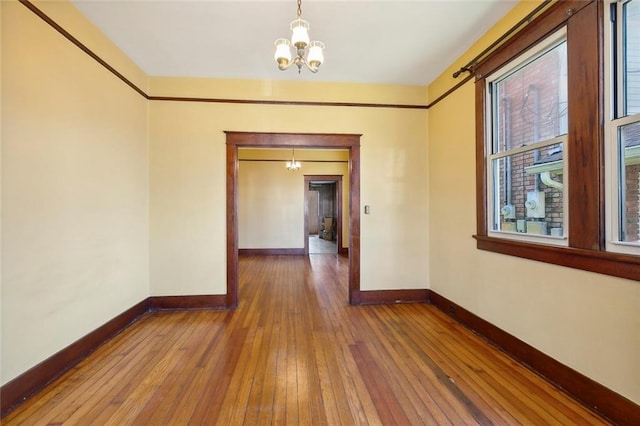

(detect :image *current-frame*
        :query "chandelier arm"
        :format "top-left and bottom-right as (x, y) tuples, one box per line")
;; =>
(278, 60), (297, 71)
(303, 59), (319, 73)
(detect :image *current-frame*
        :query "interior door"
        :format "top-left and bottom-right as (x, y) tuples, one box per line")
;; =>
(307, 190), (320, 234)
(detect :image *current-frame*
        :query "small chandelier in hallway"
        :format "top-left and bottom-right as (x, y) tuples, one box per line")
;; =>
(286, 148), (301, 170)
(274, 0), (325, 73)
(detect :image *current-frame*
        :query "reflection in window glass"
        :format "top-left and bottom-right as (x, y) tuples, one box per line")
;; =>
(624, 0), (640, 115)
(619, 121), (640, 242)
(492, 41), (568, 153)
(488, 33), (567, 241)
(492, 144), (564, 236)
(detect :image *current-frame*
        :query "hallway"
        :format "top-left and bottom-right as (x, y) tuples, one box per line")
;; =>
(308, 234), (338, 254)
(3, 255), (608, 424)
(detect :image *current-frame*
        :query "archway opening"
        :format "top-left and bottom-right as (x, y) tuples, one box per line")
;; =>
(225, 132), (361, 307)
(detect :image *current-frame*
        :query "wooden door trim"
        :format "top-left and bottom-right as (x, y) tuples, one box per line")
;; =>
(225, 132), (362, 306)
(304, 175), (343, 255)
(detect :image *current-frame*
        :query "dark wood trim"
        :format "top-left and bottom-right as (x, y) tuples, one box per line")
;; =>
(226, 132), (361, 306)
(239, 159), (348, 163)
(427, 74), (474, 109)
(475, 79), (488, 237)
(348, 145), (361, 305)
(335, 178), (343, 254)
(357, 289), (429, 305)
(239, 248), (305, 256)
(428, 290), (640, 426)
(474, 235), (640, 281)
(304, 175), (346, 181)
(474, 1), (593, 78)
(150, 295), (228, 310)
(226, 143), (239, 309)
(18, 0), (148, 99)
(225, 132), (363, 148)
(304, 180), (310, 255)
(149, 96), (427, 110)
(304, 175), (344, 255)
(0, 298), (150, 417)
(338, 247), (349, 256)
(566, 1), (603, 251)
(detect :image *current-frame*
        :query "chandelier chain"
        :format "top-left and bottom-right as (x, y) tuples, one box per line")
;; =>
(297, 0), (302, 19)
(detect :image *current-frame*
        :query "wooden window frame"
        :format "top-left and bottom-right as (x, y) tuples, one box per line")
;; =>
(474, 0), (640, 281)
(605, 0), (640, 255)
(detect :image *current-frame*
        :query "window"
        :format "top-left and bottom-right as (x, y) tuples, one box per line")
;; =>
(486, 31), (568, 244)
(607, 0), (640, 255)
(474, 1), (640, 282)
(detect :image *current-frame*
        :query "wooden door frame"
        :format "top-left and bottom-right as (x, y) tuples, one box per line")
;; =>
(225, 131), (361, 307)
(304, 175), (343, 255)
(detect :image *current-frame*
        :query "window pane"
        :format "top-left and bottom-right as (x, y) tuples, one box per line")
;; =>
(492, 144), (564, 236)
(492, 42), (568, 153)
(624, 0), (640, 115)
(619, 121), (640, 242)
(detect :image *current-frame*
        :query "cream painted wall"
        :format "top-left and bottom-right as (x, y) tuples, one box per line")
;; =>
(1, 1), (149, 385)
(428, 1), (640, 405)
(149, 86), (429, 295)
(238, 159), (349, 249)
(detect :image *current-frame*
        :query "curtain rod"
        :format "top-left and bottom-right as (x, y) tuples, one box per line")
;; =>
(451, 0), (553, 79)
(428, 0), (554, 110)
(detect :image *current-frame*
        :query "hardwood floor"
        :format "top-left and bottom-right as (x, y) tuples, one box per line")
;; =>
(3, 255), (609, 425)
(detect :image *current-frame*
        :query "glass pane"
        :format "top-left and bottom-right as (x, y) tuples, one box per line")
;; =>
(492, 144), (564, 236)
(624, 0), (640, 115)
(492, 41), (568, 153)
(619, 121), (640, 242)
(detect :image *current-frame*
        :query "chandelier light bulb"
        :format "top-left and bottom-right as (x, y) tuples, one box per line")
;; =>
(307, 41), (325, 69)
(290, 19), (310, 49)
(274, 38), (292, 69)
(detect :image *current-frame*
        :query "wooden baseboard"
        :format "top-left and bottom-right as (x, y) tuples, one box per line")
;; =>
(428, 290), (640, 425)
(239, 248), (347, 256)
(6, 289), (637, 424)
(357, 289), (429, 305)
(239, 248), (305, 256)
(0, 294), (232, 418)
(0, 298), (150, 417)
(150, 295), (228, 310)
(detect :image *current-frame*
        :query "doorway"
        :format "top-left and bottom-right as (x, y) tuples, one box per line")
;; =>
(305, 176), (343, 255)
(225, 132), (361, 307)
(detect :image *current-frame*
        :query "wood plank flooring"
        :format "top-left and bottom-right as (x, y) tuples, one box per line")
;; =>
(3, 255), (609, 425)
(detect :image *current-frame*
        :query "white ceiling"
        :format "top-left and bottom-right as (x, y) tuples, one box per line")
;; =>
(71, 0), (517, 86)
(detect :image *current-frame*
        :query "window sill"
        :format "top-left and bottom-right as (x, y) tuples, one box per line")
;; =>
(474, 235), (640, 282)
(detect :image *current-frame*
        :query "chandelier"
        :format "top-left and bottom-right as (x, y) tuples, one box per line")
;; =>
(274, 0), (325, 73)
(286, 148), (301, 170)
